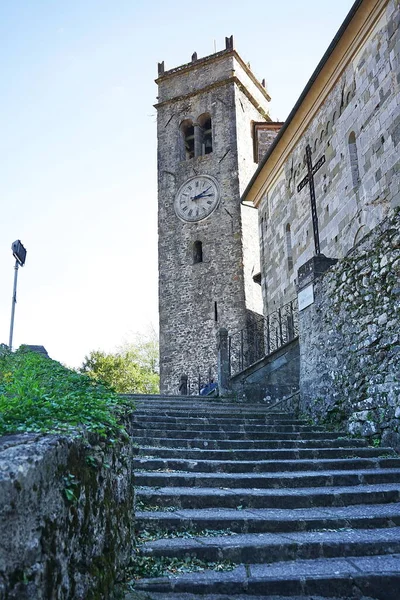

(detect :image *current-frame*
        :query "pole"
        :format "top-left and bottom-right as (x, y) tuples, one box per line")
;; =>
(9, 260), (19, 350)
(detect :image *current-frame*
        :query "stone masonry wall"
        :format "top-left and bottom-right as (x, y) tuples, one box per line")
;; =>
(259, 0), (400, 315)
(157, 51), (269, 393)
(299, 208), (400, 450)
(0, 428), (134, 599)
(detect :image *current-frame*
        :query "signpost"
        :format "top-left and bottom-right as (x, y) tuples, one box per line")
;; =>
(9, 240), (27, 350)
(297, 144), (325, 256)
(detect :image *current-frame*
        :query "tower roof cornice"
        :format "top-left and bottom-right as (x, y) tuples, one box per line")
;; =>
(155, 48), (271, 103)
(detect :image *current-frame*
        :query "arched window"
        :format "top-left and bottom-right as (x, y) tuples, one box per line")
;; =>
(348, 131), (360, 188)
(193, 240), (203, 264)
(197, 113), (213, 156)
(285, 223), (293, 271)
(180, 119), (195, 160)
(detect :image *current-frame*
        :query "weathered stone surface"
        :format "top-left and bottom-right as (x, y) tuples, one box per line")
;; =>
(156, 49), (276, 394)
(258, 0), (400, 314)
(0, 428), (134, 599)
(229, 338), (299, 403)
(299, 209), (400, 450)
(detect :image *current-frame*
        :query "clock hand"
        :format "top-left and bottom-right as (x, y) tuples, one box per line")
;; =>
(192, 192), (214, 200)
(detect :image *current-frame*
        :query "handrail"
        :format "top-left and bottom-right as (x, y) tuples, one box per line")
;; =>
(229, 298), (299, 377)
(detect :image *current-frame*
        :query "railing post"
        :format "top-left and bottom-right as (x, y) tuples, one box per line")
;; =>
(240, 329), (244, 371)
(289, 301), (294, 340)
(228, 335), (232, 376)
(179, 374), (188, 396)
(217, 327), (230, 396)
(278, 307), (283, 346)
(266, 315), (270, 355)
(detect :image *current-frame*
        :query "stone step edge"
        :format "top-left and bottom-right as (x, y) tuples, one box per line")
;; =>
(135, 502), (400, 523)
(126, 593), (378, 600)
(131, 554), (400, 599)
(135, 447), (394, 457)
(139, 525), (400, 554)
(137, 481), (400, 494)
(133, 457), (400, 470)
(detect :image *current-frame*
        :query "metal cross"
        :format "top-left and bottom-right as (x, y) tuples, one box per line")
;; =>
(297, 144), (325, 255)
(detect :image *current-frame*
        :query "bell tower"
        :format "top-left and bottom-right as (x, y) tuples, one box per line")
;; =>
(156, 37), (271, 394)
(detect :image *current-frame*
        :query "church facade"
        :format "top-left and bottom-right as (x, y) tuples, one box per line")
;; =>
(242, 0), (400, 316)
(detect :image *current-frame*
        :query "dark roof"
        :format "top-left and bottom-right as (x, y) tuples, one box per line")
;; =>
(20, 345), (49, 357)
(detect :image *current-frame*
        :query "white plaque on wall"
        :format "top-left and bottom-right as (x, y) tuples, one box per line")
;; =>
(298, 284), (314, 311)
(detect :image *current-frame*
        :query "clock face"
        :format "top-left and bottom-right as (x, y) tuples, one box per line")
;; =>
(174, 175), (220, 222)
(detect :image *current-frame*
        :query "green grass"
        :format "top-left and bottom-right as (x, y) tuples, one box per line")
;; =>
(0, 347), (132, 438)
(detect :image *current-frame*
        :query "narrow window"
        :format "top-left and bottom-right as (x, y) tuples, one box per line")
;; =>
(285, 223), (293, 271)
(193, 240), (203, 264)
(348, 131), (360, 188)
(180, 119), (195, 160)
(197, 113), (213, 156)
(214, 301), (218, 322)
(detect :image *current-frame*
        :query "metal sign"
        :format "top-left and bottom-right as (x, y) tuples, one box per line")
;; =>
(298, 284), (314, 312)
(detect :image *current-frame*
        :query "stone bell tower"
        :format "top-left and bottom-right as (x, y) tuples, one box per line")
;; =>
(156, 36), (271, 394)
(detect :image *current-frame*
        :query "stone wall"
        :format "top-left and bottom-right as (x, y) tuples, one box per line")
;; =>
(0, 428), (134, 599)
(299, 209), (400, 449)
(230, 338), (300, 403)
(259, 0), (400, 315)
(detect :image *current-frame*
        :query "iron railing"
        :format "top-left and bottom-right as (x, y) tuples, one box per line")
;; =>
(179, 366), (216, 396)
(229, 298), (299, 377)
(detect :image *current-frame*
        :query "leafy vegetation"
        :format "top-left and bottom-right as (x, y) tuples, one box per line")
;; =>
(126, 555), (236, 581)
(79, 331), (159, 394)
(136, 528), (236, 543)
(0, 347), (130, 437)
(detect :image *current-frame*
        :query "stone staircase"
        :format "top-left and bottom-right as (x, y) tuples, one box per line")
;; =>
(125, 396), (400, 600)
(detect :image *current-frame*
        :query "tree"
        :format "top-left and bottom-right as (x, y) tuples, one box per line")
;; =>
(79, 331), (159, 394)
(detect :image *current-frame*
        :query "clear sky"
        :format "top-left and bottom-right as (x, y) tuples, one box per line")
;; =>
(0, 0), (355, 368)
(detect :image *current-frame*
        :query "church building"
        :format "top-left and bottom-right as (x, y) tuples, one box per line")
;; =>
(242, 0), (400, 317)
(156, 0), (399, 395)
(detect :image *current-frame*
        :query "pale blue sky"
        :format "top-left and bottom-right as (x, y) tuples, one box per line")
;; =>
(0, 0), (354, 367)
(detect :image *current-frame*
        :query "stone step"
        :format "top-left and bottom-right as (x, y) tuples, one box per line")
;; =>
(136, 483), (400, 510)
(130, 398), (292, 412)
(130, 554), (400, 600)
(135, 502), (400, 534)
(132, 421), (327, 433)
(133, 437), (368, 449)
(138, 527), (400, 564)
(132, 429), (345, 441)
(127, 594), (384, 600)
(134, 408), (302, 425)
(133, 456), (400, 474)
(134, 446), (394, 461)
(135, 468), (400, 489)
(128, 394), (283, 406)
